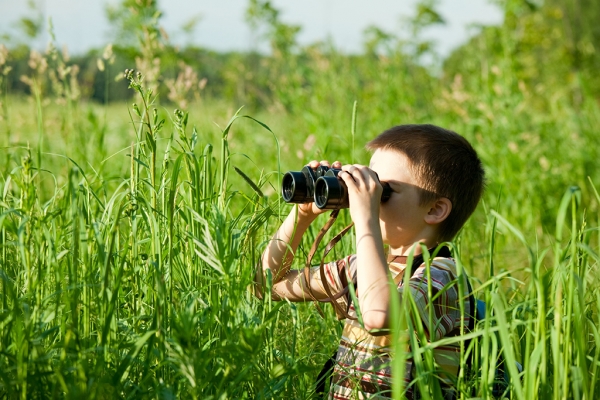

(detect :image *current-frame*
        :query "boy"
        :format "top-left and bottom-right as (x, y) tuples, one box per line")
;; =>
(255, 124), (485, 398)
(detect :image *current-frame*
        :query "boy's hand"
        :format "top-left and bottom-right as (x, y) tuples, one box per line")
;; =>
(297, 160), (342, 218)
(339, 164), (383, 226)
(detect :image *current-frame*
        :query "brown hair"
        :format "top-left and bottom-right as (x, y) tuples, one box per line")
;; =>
(366, 124), (485, 242)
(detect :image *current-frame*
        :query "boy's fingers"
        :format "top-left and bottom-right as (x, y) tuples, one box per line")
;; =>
(343, 164), (366, 175)
(340, 165), (362, 184)
(307, 160), (339, 169)
(341, 164), (379, 188)
(339, 170), (356, 186)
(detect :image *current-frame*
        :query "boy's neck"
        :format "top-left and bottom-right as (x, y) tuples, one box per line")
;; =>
(388, 239), (438, 257)
(387, 254), (409, 264)
(387, 243), (449, 265)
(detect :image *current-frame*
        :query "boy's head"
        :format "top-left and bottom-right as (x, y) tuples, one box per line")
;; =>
(366, 124), (484, 242)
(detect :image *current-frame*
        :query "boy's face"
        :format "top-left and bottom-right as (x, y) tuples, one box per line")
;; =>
(369, 149), (438, 252)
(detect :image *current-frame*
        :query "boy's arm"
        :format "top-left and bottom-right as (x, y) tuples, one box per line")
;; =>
(354, 214), (391, 330)
(255, 160), (341, 301)
(339, 165), (391, 332)
(256, 204), (341, 302)
(255, 206), (314, 294)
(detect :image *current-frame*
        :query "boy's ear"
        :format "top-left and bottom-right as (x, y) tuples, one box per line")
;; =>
(424, 197), (452, 225)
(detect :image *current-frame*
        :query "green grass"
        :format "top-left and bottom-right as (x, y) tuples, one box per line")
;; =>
(2, 16), (600, 399)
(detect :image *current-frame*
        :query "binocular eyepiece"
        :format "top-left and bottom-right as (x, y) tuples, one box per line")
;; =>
(282, 165), (391, 209)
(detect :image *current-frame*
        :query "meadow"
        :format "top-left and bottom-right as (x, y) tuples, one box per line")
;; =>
(1, 1), (600, 398)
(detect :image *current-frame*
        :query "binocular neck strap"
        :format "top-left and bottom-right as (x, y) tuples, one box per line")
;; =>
(303, 209), (357, 320)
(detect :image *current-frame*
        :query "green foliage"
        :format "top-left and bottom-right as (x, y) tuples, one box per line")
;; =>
(245, 0), (301, 57)
(1, 0), (600, 398)
(0, 71), (335, 398)
(16, 0), (44, 41)
(444, 0), (600, 106)
(106, 0), (165, 52)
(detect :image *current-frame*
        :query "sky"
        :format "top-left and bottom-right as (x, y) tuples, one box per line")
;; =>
(0, 0), (503, 57)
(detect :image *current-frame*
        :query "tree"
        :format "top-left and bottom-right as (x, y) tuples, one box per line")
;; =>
(443, 0), (600, 106)
(106, 0), (167, 92)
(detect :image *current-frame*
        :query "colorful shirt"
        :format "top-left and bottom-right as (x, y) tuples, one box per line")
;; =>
(316, 254), (471, 399)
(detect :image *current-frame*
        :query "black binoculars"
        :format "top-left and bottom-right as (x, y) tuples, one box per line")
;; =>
(282, 165), (392, 209)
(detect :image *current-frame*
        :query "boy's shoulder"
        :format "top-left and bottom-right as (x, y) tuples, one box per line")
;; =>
(338, 252), (457, 284)
(412, 256), (458, 278)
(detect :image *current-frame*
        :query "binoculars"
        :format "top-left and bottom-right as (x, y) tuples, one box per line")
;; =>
(282, 165), (391, 209)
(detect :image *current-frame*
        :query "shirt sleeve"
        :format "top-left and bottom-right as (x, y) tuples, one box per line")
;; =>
(397, 257), (466, 341)
(313, 254), (357, 320)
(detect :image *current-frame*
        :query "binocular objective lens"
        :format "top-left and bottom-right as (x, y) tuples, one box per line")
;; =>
(315, 180), (328, 208)
(281, 170), (312, 203)
(315, 176), (346, 209)
(282, 174), (295, 202)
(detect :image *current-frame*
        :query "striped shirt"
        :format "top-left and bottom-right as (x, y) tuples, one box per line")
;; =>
(316, 254), (471, 399)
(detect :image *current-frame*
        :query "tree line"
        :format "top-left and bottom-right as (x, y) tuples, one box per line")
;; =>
(1, 0), (598, 113)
